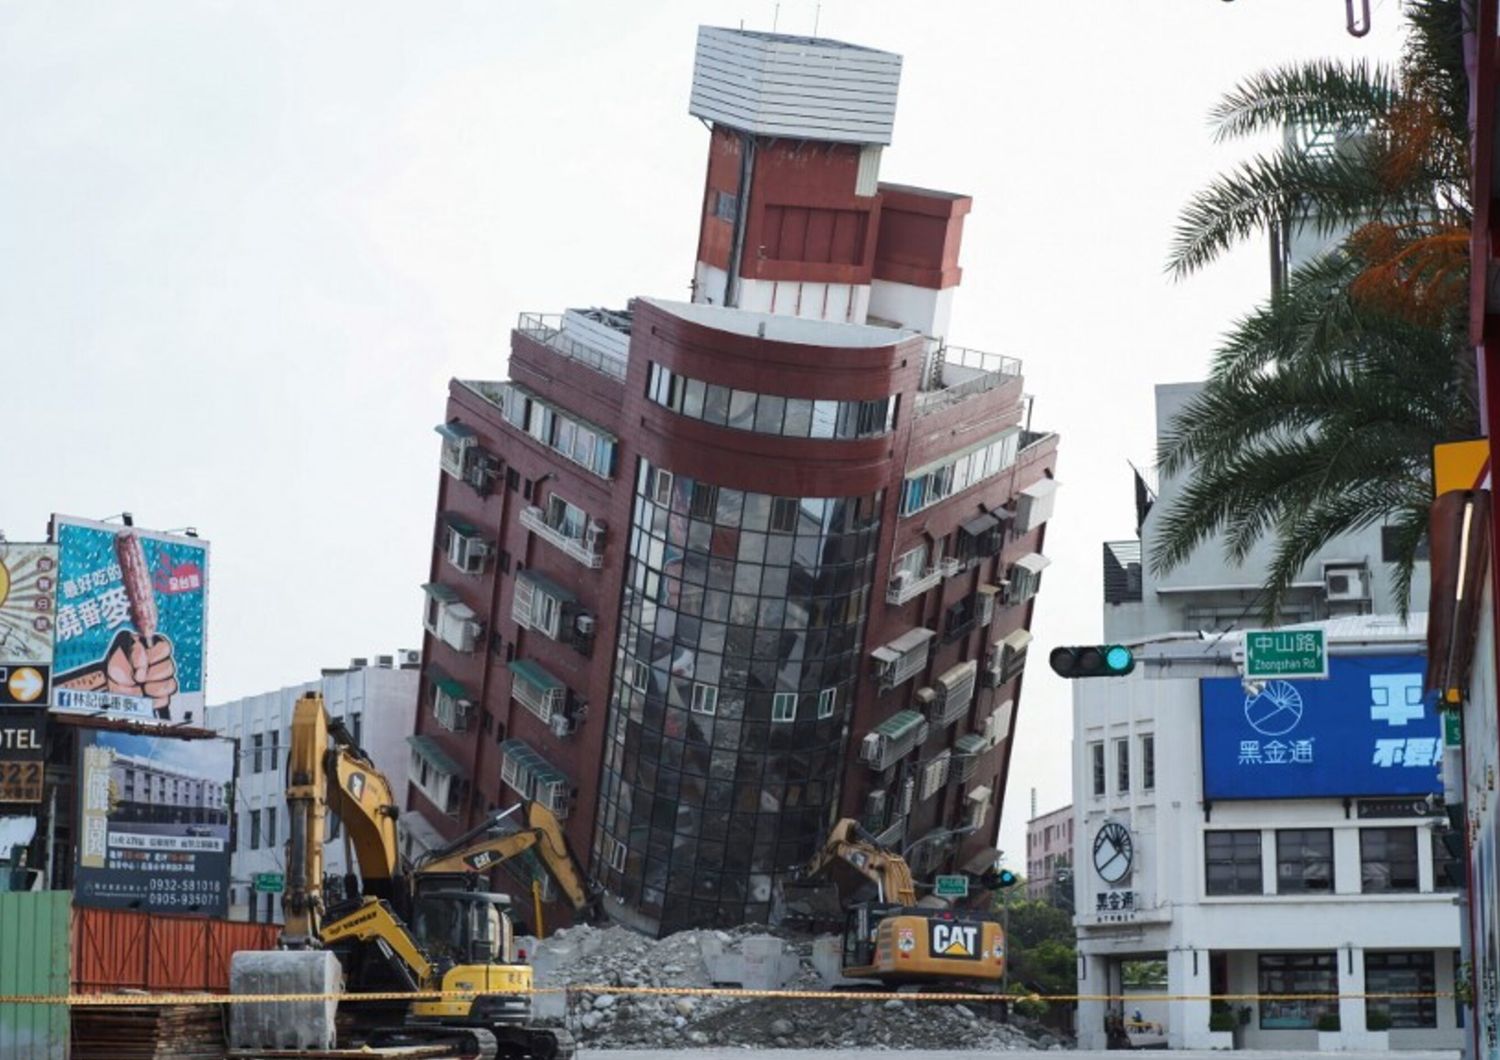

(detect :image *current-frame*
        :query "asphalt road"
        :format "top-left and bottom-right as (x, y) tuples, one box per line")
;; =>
(580, 1051), (1459, 1059)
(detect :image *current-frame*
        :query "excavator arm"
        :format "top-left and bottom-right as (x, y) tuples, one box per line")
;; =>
(282, 692), (403, 946)
(415, 801), (600, 918)
(799, 818), (918, 907)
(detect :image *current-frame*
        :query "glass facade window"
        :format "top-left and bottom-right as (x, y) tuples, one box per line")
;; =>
(593, 456), (883, 932)
(1205, 830), (1262, 895)
(647, 362), (895, 440)
(1360, 827), (1419, 893)
(1276, 829), (1334, 893)
(1365, 951), (1437, 1028)
(900, 428), (1021, 515)
(1258, 952), (1337, 1029)
(1090, 742), (1104, 797)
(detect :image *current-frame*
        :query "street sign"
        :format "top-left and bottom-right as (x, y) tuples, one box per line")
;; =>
(934, 874), (969, 899)
(253, 873), (284, 894)
(1445, 711), (1463, 748)
(1243, 629), (1327, 680)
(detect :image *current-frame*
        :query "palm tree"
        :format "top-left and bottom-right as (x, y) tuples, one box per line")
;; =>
(1150, 0), (1475, 617)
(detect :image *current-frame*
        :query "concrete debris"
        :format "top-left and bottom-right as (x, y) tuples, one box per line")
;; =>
(522, 922), (1069, 1051)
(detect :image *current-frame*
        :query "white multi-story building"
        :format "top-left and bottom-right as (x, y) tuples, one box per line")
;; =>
(206, 653), (420, 923)
(1070, 384), (1457, 1052)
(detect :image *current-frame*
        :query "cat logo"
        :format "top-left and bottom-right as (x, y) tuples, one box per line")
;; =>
(929, 922), (980, 960)
(464, 850), (499, 871)
(347, 773), (366, 800)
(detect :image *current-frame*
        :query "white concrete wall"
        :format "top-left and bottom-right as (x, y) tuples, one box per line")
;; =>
(206, 662), (419, 923)
(1071, 654), (1461, 1051)
(867, 279), (953, 338)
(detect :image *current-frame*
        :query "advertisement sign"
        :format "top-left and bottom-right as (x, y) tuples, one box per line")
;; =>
(0, 543), (57, 706)
(1201, 654), (1439, 800)
(0, 710), (45, 803)
(51, 517), (209, 725)
(76, 729), (232, 915)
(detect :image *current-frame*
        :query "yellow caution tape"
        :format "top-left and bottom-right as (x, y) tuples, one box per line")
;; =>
(0, 986), (1456, 1006)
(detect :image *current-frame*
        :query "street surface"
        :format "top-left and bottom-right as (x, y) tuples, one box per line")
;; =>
(582, 1052), (1460, 1059)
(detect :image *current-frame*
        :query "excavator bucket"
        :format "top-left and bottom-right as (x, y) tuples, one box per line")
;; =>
(228, 950), (342, 1051)
(772, 877), (845, 931)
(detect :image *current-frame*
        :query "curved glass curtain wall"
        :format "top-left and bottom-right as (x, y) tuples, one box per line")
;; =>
(592, 457), (883, 930)
(646, 362), (896, 440)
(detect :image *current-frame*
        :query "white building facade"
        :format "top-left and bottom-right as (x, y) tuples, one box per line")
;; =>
(205, 654), (419, 923)
(1026, 803), (1073, 900)
(1072, 383), (1456, 1051)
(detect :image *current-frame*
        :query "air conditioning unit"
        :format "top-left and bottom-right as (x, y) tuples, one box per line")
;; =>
(1324, 564), (1372, 602)
(898, 777), (915, 816)
(863, 789), (887, 818)
(575, 614), (596, 636)
(860, 733), (883, 765)
(396, 648), (421, 668)
(585, 521), (607, 549)
(458, 620), (483, 653)
(549, 713), (576, 738)
(467, 453), (501, 493)
(890, 569), (913, 589)
(940, 557), (962, 577)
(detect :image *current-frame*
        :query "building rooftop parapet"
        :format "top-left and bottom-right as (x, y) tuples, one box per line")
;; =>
(515, 311), (629, 381)
(914, 342), (1023, 416)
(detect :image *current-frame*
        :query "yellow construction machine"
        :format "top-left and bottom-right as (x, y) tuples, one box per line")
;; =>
(235, 691), (597, 1059)
(789, 818), (1006, 989)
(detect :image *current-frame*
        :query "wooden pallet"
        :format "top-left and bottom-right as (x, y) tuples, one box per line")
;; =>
(72, 1004), (225, 1060)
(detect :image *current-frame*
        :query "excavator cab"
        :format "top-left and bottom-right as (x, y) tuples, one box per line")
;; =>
(410, 890), (514, 968)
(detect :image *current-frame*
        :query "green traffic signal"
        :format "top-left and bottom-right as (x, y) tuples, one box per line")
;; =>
(997, 868), (1019, 888)
(1049, 644), (1136, 678)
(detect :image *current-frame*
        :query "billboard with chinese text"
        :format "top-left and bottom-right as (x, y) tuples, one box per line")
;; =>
(0, 542), (57, 707)
(1200, 654), (1439, 800)
(51, 517), (209, 725)
(75, 729), (231, 916)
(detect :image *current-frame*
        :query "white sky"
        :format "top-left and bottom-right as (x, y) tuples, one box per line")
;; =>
(0, 1), (1403, 873)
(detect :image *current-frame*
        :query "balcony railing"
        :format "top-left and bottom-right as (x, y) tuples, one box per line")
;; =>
(516, 313), (628, 381)
(520, 505), (604, 569)
(915, 343), (1023, 417)
(886, 565), (942, 605)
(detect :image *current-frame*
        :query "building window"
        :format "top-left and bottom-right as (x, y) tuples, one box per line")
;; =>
(1258, 952), (1337, 1029)
(266, 807), (277, 848)
(1276, 829), (1334, 894)
(350, 713), (362, 746)
(900, 428), (1021, 516)
(1360, 827), (1419, 893)
(817, 687), (837, 720)
(252, 734), (263, 774)
(1005, 553), (1050, 606)
(691, 683), (719, 716)
(713, 189), (738, 222)
(1115, 738), (1129, 793)
(498, 382), (617, 479)
(1141, 734), (1155, 791)
(609, 837), (628, 872)
(511, 570), (573, 641)
(250, 810), (261, 850)
(443, 516), (492, 574)
(772, 692), (798, 723)
(630, 661), (649, 693)
(647, 362), (894, 440)
(1090, 742), (1105, 797)
(1433, 827), (1463, 891)
(1366, 951), (1437, 1029)
(1205, 830), (1262, 895)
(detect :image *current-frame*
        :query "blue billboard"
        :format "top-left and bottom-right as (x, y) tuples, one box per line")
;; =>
(50, 517), (209, 725)
(1200, 654), (1440, 800)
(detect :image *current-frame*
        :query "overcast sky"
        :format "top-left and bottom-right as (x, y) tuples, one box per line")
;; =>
(0, 1), (1403, 870)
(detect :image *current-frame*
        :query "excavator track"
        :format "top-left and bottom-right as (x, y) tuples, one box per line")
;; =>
(367, 1025), (498, 1060)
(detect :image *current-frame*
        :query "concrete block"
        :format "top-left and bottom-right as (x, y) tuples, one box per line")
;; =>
(811, 935), (861, 987)
(229, 950), (341, 1051)
(703, 934), (799, 989)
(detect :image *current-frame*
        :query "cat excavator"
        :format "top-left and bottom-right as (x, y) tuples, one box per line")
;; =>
(784, 818), (1006, 990)
(232, 691), (598, 1059)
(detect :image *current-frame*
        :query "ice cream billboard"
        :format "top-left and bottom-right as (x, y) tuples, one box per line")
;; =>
(0, 542), (58, 707)
(76, 728), (232, 915)
(50, 517), (209, 725)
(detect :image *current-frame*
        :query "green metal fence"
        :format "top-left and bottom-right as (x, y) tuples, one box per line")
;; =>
(0, 891), (70, 1060)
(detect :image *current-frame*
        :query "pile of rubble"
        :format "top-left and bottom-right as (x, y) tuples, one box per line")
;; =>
(524, 923), (1067, 1051)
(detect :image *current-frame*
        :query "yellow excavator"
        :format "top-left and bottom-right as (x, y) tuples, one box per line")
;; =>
(787, 819), (1006, 989)
(235, 691), (597, 1059)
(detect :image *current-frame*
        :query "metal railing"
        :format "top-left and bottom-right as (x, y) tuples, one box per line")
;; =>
(519, 505), (605, 569)
(515, 313), (628, 381)
(915, 343), (1023, 416)
(886, 565), (943, 605)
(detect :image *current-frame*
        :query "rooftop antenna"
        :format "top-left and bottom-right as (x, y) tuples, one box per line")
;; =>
(772, 2), (779, 32)
(813, 2), (820, 36)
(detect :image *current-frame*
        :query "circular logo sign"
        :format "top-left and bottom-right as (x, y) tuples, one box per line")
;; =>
(1244, 680), (1304, 737)
(7, 666), (44, 703)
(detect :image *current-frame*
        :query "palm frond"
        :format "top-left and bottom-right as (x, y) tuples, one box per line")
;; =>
(1209, 59), (1398, 142)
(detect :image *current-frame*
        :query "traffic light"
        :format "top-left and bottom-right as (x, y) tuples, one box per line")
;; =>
(1049, 644), (1136, 678)
(996, 868), (1019, 888)
(979, 866), (1021, 890)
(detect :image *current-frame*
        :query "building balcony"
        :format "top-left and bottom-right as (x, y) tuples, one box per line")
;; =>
(914, 343), (1022, 417)
(515, 311), (629, 381)
(519, 505), (605, 569)
(886, 565), (942, 605)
